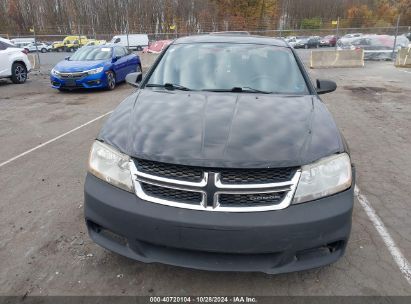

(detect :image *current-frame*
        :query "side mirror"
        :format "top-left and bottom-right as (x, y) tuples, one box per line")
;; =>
(316, 79), (337, 95)
(65, 56), (70, 60)
(125, 72), (143, 87)
(112, 56), (121, 63)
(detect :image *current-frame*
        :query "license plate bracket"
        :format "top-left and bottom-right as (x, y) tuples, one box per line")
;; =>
(65, 79), (76, 87)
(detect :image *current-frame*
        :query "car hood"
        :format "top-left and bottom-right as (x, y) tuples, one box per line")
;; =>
(98, 90), (344, 168)
(54, 60), (106, 72)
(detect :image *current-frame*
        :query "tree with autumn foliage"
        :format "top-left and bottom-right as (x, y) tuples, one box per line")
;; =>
(0, 0), (410, 37)
(344, 0), (409, 28)
(209, 0), (279, 31)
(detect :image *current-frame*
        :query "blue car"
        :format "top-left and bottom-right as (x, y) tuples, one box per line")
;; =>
(50, 45), (141, 91)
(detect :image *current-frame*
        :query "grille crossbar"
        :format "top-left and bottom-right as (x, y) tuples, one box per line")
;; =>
(56, 71), (88, 79)
(130, 159), (301, 212)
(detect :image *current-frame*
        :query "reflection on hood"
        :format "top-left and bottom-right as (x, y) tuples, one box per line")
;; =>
(98, 90), (343, 168)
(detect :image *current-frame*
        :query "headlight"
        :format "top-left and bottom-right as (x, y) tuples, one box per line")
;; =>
(88, 141), (134, 192)
(86, 67), (104, 75)
(293, 153), (352, 204)
(51, 68), (59, 76)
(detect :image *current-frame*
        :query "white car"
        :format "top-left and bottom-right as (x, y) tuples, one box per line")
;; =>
(285, 36), (297, 47)
(0, 38), (32, 84)
(24, 42), (51, 53)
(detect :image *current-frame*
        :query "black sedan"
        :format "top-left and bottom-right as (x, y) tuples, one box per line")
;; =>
(294, 36), (321, 49)
(84, 34), (354, 274)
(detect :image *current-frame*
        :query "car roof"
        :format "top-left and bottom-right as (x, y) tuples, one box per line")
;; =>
(173, 34), (289, 47)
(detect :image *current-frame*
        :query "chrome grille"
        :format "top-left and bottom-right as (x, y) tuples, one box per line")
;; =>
(220, 167), (296, 184)
(137, 159), (203, 182)
(141, 182), (202, 205)
(219, 192), (286, 207)
(57, 71), (88, 79)
(130, 159), (301, 212)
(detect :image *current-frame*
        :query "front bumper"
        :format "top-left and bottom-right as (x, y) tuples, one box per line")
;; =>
(50, 72), (108, 89)
(84, 173), (354, 274)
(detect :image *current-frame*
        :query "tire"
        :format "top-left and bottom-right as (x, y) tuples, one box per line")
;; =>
(305, 45), (308, 49)
(11, 62), (27, 84)
(57, 48), (63, 52)
(41, 48), (47, 53)
(136, 64), (142, 73)
(137, 45), (142, 51)
(106, 71), (116, 90)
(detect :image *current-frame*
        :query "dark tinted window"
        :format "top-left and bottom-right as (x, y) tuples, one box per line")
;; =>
(0, 41), (14, 50)
(114, 47), (126, 57)
(146, 43), (308, 94)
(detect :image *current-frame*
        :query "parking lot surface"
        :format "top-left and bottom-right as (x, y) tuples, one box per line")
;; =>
(1, 50), (411, 296)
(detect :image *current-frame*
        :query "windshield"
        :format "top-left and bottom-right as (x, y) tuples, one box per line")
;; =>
(145, 43), (309, 94)
(69, 47), (112, 61)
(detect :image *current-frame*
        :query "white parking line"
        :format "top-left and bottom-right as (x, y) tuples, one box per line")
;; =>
(0, 111), (113, 168)
(355, 185), (411, 285)
(399, 69), (411, 74)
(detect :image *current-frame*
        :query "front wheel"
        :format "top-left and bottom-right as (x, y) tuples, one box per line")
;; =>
(41, 48), (47, 53)
(106, 71), (116, 90)
(305, 45), (308, 49)
(11, 62), (27, 84)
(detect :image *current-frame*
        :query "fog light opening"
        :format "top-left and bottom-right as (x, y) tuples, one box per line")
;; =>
(87, 220), (128, 247)
(326, 240), (344, 253)
(296, 240), (345, 261)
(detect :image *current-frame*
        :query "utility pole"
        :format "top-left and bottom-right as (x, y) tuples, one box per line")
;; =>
(392, 14), (401, 60)
(335, 16), (340, 50)
(32, 26), (41, 71)
(78, 24), (82, 49)
(126, 20), (130, 51)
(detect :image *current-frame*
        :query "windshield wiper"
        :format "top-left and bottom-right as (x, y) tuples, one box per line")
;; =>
(146, 83), (192, 91)
(237, 87), (272, 94)
(202, 87), (272, 94)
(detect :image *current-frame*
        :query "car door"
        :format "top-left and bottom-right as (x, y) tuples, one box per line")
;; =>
(123, 47), (138, 74)
(32, 43), (41, 51)
(0, 42), (11, 76)
(308, 38), (315, 48)
(112, 46), (128, 81)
